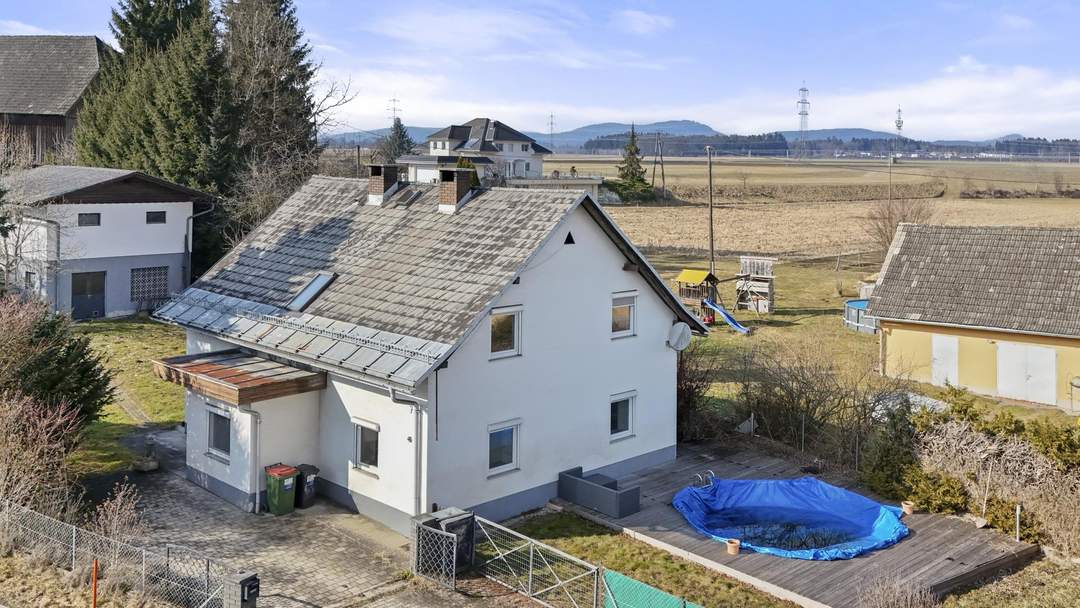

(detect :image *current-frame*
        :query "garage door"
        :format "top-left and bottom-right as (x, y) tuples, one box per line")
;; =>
(71, 271), (106, 320)
(997, 341), (1057, 405)
(931, 334), (959, 387)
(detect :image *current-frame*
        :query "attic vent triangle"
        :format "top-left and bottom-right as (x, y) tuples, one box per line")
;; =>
(564, 232), (575, 245)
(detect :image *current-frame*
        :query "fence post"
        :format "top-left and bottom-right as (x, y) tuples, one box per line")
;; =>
(206, 559), (211, 593)
(527, 544), (535, 596)
(141, 550), (146, 592)
(70, 525), (77, 571)
(596, 563), (603, 608)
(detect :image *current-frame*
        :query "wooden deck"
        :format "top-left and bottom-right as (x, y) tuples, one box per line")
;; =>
(559, 443), (1040, 608)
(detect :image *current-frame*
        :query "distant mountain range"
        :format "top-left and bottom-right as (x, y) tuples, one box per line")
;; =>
(321, 120), (718, 150)
(321, 121), (1028, 150)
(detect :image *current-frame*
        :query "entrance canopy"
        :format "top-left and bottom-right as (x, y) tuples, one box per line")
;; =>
(152, 349), (326, 405)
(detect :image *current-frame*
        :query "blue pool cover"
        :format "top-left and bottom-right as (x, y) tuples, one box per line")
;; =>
(672, 477), (908, 560)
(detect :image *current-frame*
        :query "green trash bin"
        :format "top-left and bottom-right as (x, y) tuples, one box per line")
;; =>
(265, 464), (299, 516)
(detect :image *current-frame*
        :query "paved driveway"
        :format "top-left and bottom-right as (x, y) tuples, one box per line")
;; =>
(119, 429), (510, 607)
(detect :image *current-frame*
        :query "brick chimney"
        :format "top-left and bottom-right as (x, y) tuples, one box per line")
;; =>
(368, 164), (400, 206)
(437, 168), (474, 214)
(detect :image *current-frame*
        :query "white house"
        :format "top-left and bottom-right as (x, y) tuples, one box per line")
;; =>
(1, 165), (209, 319)
(151, 165), (706, 535)
(402, 118), (552, 183)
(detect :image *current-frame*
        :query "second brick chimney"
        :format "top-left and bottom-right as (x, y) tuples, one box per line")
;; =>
(368, 164), (399, 206)
(437, 168), (474, 214)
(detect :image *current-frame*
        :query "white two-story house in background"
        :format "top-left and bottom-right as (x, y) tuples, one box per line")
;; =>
(151, 164), (705, 534)
(402, 118), (552, 183)
(1, 165), (209, 319)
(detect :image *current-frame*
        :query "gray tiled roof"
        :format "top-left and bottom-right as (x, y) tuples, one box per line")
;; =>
(0, 165), (209, 205)
(0, 36), (110, 115)
(157, 174), (705, 387)
(869, 224), (1080, 337)
(427, 118), (552, 153)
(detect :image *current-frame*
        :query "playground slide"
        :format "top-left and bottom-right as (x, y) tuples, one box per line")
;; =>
(703, 299), (750, 334)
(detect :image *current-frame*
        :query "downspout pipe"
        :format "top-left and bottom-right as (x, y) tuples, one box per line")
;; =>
(241, 407), (262, 514)
(389, 387), (425, 516)
(184, 201), (216, 286)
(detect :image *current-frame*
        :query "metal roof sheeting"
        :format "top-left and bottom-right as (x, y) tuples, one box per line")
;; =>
(154, 288), (451, 388)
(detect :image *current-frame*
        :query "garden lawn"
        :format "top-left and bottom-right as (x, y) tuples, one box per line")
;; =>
(70, 316), (187, 476)
(514, 512), (795, 608)
(942, 560), (1080, 608)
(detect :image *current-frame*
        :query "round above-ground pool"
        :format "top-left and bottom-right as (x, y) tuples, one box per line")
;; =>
(672, 477), (908, 560)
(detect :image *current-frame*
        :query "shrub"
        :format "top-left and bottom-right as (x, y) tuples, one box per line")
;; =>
(861, 400), (918, 500)
(0, 297), (115, 424)
(980, 495), (1044, 544)
(903, 467), (969, 515)
(1022, 418), (1080, 470)
(941, 384), (982, 425)
(976, 409), (1025, 438)
(676, 340), (726, 441)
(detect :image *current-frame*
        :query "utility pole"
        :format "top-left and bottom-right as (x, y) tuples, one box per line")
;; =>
(355, 145), (361, 178)
(706, 145), (715, 276)
(651, 133), (659, 189)
(659, 138), (666, 192)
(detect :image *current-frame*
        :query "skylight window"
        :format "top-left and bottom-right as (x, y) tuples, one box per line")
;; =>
(287, 272), (336, 312)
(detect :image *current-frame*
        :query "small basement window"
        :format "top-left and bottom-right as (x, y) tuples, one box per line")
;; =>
(354, 422), (379, 469)
(610, 392), (635, 440)
(490, 307), (521, 358)
(488, 421), (519, 475)
(208, 410), (231, 458)
(77, 213), (101, 227)
(611, 292), (637, 338)
(146, 211), (167, 224)
(287, 272), (336, 312)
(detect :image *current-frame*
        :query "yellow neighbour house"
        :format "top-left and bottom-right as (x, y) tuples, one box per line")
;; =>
(870, 224), (1080, 413)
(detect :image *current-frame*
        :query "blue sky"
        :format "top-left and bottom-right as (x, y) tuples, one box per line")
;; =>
(7, 1), (1080, 139)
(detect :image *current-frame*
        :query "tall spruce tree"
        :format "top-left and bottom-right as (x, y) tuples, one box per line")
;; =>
(617, 123), (647, 184)
(110, 0), (206, 55)
(377, 117), (416, 163)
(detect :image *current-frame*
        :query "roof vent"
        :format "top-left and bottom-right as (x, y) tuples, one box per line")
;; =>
(368, 164), (399, 206)
(437, 168), (474, 214)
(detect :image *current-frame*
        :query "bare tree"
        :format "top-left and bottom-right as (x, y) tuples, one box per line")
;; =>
(0, 391), (82, 519)
(866, 198), (935, 254)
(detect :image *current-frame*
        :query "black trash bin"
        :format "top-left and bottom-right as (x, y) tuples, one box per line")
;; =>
(295, 464), (320, 509)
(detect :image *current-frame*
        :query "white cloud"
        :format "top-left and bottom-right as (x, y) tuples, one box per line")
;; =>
(612, 9), (673, 35)
(997, 12), (1035, 30)
(0, 20), (56, 35)
(943, 55), (987, 74)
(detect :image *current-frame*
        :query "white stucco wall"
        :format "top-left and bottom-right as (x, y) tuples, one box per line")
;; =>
(425, 204), (678, 513)
(317, 375), (428, 519)
(49, 202), (192, 260)
(184, 391), (256, 496)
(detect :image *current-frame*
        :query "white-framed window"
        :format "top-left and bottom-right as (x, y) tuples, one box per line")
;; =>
(609, 391), (635, 441)
(525, 162), (531, 172)
(490, 306), (522, 358)
(611, 291), (637, 338)
(487, 419), (521, 475)
(208, 409), (231, 459)
(353, 418), (379, 470)
(521, 144), (528, 152)
(497, 143), (504, 151)
(77, 213), (101, 227)
(145, 210), (167, 224)
(24, 271), (35, 290)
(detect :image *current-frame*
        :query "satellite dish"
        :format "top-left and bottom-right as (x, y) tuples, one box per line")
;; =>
(667, 322), (692, 351)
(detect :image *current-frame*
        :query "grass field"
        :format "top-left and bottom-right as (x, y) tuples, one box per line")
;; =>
(548, 156), (1080, 259)
(515, 512), (796, 608)
(0, 554), (168, 608)
(70, 316), (186, 476)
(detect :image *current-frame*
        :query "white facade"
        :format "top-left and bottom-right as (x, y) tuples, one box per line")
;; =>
(427, 139), (545, 178)
(179, 204), (682, 533)
(13, 201), (193, 319)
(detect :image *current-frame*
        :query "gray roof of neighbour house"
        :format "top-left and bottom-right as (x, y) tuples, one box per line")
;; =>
(397, 154), (493, 165)
(155, 175), (705, 389)
(0, 35), (111, 115)
(427, 118), (553, 154)
(869, 224), (1080, 338)
(0, 165), (209, 205)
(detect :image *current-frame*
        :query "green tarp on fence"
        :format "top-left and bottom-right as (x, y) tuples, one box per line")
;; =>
(603, 569), (704, 608)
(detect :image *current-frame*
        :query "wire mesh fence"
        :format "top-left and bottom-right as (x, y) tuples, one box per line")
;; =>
(0, 499), (230, 608)
(472, 516), (599, 608)
(412, 511), (702, 608)
(411, 520), (458, 590)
